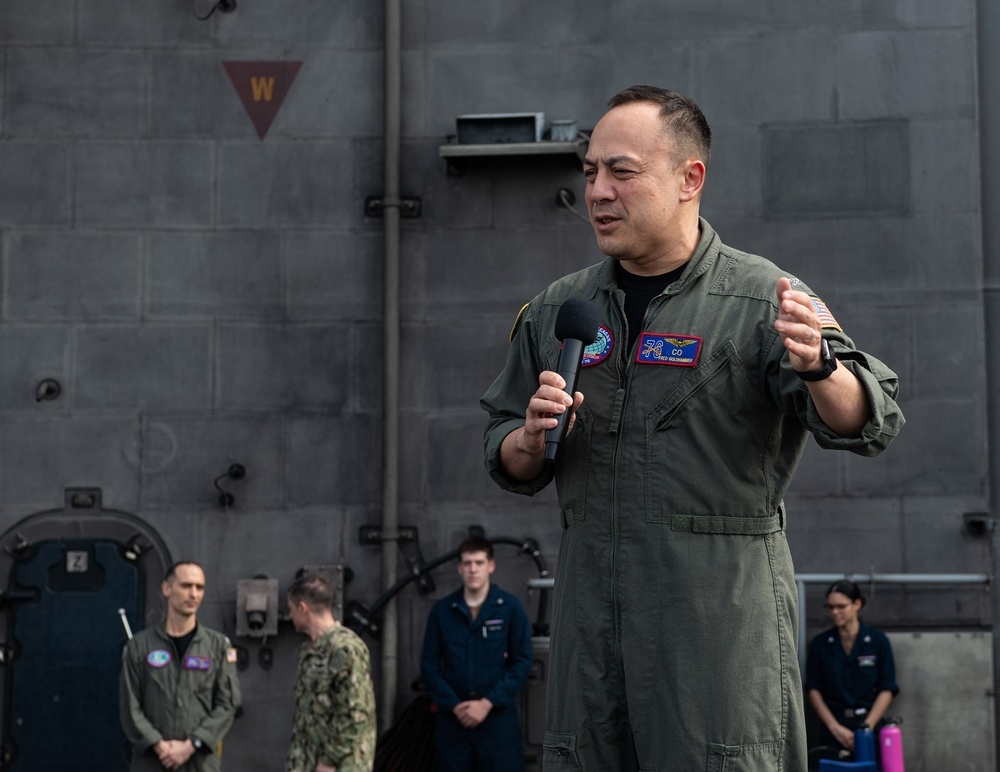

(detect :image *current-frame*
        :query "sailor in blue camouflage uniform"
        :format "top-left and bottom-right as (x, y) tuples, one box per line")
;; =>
(421, 535), (533, 772)
(286, 574), (376, 772)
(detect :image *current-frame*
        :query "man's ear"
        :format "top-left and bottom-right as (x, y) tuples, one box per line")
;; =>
(161, 580), (171, 598)
(679, 159), (706, 202)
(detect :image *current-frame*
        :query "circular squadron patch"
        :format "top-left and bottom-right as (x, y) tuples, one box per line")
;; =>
(147, 650), (172, 668)
(582, 325), (614, 367)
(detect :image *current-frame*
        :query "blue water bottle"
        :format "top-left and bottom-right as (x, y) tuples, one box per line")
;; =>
(854, 726), (876, 763)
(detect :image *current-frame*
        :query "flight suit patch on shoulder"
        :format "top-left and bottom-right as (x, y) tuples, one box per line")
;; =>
(810, 296), (843, 332)
(509, 303), (530, 342)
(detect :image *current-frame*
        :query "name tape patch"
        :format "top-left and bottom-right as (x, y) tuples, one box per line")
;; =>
(184, 655), (212, 671)
(636, 333), (702, 367)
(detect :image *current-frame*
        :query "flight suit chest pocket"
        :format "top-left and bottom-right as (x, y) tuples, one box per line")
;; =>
(643, 343), (768, 522)
(183, 654), (215, 699)
(644, 340), (741, 431)
(143, 648), (174, 693)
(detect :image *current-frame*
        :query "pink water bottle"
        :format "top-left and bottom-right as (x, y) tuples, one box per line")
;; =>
(879, 718), (905, 772)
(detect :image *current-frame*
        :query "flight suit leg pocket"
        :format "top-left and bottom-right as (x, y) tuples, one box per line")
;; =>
(543, 731), (581, 769)
(705, 741), (782, 771)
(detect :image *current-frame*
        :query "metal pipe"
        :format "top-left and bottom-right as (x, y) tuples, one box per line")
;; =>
(977, 0), (1000, 756)
(794, 573), (990, 584)
(379, 0), (402, 734)
(525, 573), (990, 590)
(794, 573), (991, 672)
(526, 573), (992, 674)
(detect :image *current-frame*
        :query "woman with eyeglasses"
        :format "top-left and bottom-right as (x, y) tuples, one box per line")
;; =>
(804, 580), (899, 762)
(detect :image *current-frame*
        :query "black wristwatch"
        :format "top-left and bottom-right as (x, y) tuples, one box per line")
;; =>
(795, 338), (837, 382)
(190, 736), (204, 752)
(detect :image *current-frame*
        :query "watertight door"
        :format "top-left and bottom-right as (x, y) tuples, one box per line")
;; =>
(4, 539), (142, 771)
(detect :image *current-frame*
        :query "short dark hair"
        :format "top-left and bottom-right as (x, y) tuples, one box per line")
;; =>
(607, 85), (712, 168)
(457, 535), (493, 561)
(164, 561), (203, 583)
(288, 574), (334, 613)
(825, 579), (865, 608)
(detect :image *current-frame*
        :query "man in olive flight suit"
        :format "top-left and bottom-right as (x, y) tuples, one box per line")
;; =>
(120, 561), (241, 771)
(481, 86), (904, 770)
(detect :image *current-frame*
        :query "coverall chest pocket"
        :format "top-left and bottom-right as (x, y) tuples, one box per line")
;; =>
(479, 618), (507, 657)
(849, 655), (880, 696)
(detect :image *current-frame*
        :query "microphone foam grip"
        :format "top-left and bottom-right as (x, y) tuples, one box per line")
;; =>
(554, 298), (599, 344)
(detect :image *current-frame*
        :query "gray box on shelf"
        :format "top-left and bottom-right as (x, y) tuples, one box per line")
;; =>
(456, 112), (545, 144)
(550, 120), (578, 141)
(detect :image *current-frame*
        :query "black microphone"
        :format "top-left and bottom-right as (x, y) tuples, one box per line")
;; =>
(544, 298), (599, 464)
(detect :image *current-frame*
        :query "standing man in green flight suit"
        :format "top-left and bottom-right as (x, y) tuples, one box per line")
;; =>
(285, 574), (377, 772)
(120, 561), (242, 771)
(481, 86), (905, 770)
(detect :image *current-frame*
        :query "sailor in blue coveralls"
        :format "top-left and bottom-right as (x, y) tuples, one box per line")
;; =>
(420, 536), (533, 771)
(805, 579), (899, 759)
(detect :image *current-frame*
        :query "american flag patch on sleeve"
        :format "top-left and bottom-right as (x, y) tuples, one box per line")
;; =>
(811, 297), (842, 331)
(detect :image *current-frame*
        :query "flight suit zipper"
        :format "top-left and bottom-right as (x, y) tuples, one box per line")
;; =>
(608, 291), (631, 683)
(608, 290), (671, 685)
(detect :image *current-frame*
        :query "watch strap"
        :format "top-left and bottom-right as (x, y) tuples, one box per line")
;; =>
(794, 338), (837, 382)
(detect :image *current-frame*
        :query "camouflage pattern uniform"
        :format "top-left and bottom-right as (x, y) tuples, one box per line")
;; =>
(286, 623), (376, 772)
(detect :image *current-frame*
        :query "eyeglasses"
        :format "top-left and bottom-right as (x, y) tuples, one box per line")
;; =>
(824, 602), (852, 611)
